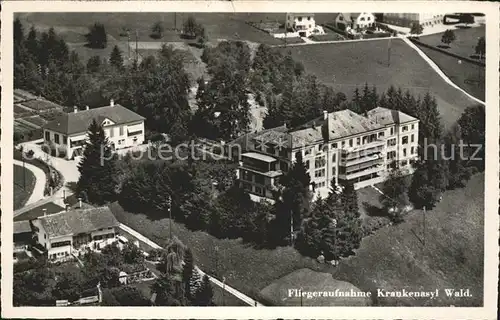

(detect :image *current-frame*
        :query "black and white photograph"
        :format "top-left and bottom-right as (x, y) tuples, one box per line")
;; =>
(1, 1), (498, 319)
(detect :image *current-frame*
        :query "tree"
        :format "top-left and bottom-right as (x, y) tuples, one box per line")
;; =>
(380, 167), (410, 223)
(151, 21), (165, 39)
(109, 45), (124, 69)
(409, 23), (424, 37)
(475, 36), (486, 60)
(86, 23), (107, 49)
(457, 104), (485, 171)
(76, 119), (119, 204)
(193, 275), (214, 306)
(108, 286), (151, 306)
(182, 248), (195, 301)
(280, 151), (311, 232)
(444, 123), (473, 189)
(183, 16), (200, 39)
(441, 29), (456, 47)
(87, 55), (102, 73)
(52, 269), (86, 302)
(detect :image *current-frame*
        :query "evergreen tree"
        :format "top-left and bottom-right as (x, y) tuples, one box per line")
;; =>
(193, 275), (213, 306)
(444, 123), (473, 189)
(457, 104), (485, 171)
(109, 45), (124, 69)
(182, 248), (194, 301)
(280, 151), (311, 231)
(76, 119), (118, 204)
(25, 26), (39, 59)
(86, 23), (108, 49)
(87, 55), (102, 73)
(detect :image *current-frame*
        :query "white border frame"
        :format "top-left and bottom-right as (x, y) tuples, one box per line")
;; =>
(1, 1), (499, 319)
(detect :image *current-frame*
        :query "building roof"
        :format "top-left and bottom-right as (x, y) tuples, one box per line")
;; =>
(37, 206), (119, 238)
(14, 220), (32, 234)
(241, 152), (277, 163)
(366, 107), (418, 126)
(336, 13), (362, 21)
(327, 109), (384, 140)
(253, 130), (292, 148)
(43, 104), (145, 135)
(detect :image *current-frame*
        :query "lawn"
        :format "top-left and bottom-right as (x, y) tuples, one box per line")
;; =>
(14, 202), (65, 221)
(419, 25), (485, 60)
(415, 42), (484, 101)
(16, 12), (285, 50)
(280, 38), (479, 129)
(14, 164), (36, 210)
(331, 173), (485, 306)
(109, 202), (335, 306)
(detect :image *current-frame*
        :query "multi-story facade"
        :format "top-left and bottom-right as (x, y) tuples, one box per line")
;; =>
(286, 13), (317, 37)
(235, 108), (419, 200)
(382, 13), (445, 28)
(32, 206), (120, 261)
(43, 100), (145, 159)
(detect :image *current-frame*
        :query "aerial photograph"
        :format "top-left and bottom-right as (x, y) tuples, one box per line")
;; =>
(11, 11), (486, 307)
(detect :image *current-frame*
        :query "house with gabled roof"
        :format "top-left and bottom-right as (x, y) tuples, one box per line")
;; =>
(43, 99), (145, 159)
(31, 206), (120, 261)
(334, 13), (376, 32)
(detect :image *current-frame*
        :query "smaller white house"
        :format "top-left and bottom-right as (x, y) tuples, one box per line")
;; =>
(286, 13), (317, 37)
(334, 13), (376, 31)
(43, 100), (145, 160)
(32, 206), (120, 261)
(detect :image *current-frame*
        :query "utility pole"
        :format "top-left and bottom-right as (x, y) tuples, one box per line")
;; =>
(135, 29), (139, 63)
(423, 206), (426, 247)
(387, 37), (392, 67)
(214, 245), (219, 276)
(127, 30), (131, 61)
(290, 210), (294, 246)
(174, 13), (177, 31)
(168, 196), (172, 239)
(300, 287), (303, 306)
(222, 276), (226, 306)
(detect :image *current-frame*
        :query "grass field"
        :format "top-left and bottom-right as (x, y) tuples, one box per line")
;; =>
(110, 174), (485, 306)
(14, 164), (36, 210)
(280, 38), (479, 129)
(415, 43), (484, 101)
(109, 202), (336, 305)
(419, 25), (485, 60)
(14, 202), (65, 221)
(331, 173), (484, 306)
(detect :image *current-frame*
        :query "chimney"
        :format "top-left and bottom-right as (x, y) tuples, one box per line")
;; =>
(43, 208), (47, 216)
(110, 99), (115, 107)
(78, 197), (82, 209)
(85, 105), (89, 111)
(73, 106), (78, 113)
(323, 110), (328, 120)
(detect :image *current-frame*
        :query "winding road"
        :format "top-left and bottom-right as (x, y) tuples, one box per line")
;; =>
(14, 159), (46, 206)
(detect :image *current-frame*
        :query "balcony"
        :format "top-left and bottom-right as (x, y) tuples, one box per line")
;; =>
(240, 152), (279, 173)
(342, 153), (384, 167)
(338, 164), (384, 180)
(340, 145), (384, 162)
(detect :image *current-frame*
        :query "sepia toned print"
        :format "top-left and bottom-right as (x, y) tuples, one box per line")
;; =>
(1, 1), (498, 319)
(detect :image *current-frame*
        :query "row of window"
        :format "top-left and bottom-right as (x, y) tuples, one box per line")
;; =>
(387, 147), (416, 160)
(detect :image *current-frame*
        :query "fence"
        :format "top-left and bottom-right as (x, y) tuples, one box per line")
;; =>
(410, 38), (485, 67)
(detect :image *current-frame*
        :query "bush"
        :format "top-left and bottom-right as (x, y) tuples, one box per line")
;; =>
(363, 32), (391, 39)
(362, 217), (391, 237)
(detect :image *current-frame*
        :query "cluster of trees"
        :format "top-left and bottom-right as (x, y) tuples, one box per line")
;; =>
(182, 16), (207, 46)
(14, 19), (193, 144)
(14, 237), (213, 306)
(13, 242), (146, 306)
(192, 41), (252, 140)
